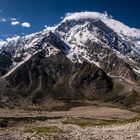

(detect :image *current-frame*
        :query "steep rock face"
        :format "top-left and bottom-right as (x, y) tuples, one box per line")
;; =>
(101, 53), (137, 81)
(71, 62), (113, 100)
(5, 51), (113, 104)
(56, 18), (140, 81)
(0, 51), (13, 76)
(69, 40), (138, 81)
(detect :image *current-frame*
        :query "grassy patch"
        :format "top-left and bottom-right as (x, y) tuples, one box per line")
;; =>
(25, 126), (63, 134)
(63, 118), (116, 127)
(62, 116), (140, 127)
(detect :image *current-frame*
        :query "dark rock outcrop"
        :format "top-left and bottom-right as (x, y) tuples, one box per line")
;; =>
(5, 51), (113, 104)
(0, 51), (13, 76)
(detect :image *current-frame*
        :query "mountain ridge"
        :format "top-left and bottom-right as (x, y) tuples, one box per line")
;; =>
(0, 12), (140, 80)
(0, 11), (140, 109)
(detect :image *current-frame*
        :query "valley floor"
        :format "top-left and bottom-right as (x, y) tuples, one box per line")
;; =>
(0, 105), (140, 140)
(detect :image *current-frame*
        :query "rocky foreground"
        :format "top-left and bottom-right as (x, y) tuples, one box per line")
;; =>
(0, 118), (140, 140)
(0, 105), (140, 140)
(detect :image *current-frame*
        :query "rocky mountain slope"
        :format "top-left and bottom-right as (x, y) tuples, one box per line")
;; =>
(0, 12), (140, 108)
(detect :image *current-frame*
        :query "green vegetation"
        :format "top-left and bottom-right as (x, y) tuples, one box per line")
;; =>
(25, 126), (63, 134)
(25, 126), (62, 140)
(62, 116), (140, 127)
(63, 118), (115, 127)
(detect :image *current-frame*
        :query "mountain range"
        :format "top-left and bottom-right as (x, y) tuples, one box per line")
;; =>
(0, 12), (140, 110)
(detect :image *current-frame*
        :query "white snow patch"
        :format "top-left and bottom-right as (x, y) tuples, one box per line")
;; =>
(137, 41), (140, 45)
(6, 36), (20, 42)
(1, 54), (32, 79)
(133, 67), (140, 74)
(92, 61), (100, 67)
(0, 40), (6, 49)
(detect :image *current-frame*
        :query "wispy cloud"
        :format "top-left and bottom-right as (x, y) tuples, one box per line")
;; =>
(21, 22), (31, 28)
(0, 10), (6, 22)
(0, 17), (6, 22)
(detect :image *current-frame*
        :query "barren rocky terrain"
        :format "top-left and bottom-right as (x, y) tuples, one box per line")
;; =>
(0, 105), (140, 140)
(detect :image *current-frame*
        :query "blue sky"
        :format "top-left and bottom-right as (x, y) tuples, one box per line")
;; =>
(0, 0), (140, 39)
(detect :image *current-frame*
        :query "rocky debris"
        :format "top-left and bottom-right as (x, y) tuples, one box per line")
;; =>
(0, 119), (139, 140)
(60, 122), (140, 140)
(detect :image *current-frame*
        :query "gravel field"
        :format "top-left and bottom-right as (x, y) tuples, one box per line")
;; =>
(0, 105), (139, 140)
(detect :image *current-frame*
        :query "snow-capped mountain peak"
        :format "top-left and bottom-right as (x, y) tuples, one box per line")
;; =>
(0, 11), (140, 80)
(62, 12), (140, 39)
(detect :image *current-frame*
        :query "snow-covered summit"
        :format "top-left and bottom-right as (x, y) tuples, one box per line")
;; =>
(62, 12), (140, 38)
(0, 11), (140, 78)
(53, 12), (140, 64)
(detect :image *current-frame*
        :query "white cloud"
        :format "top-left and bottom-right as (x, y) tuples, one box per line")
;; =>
(10, 18), (31, 28)
(0, 15), (31, 28)
(0, 17), (6, 22)
(21, 22), (31, 28)
(10, 18), (20, 25)
(11, 21), (20, 25)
